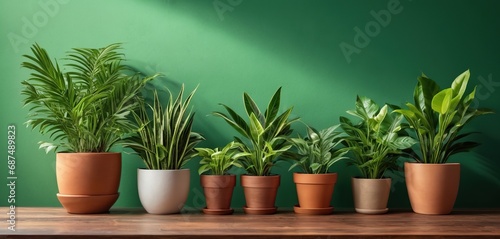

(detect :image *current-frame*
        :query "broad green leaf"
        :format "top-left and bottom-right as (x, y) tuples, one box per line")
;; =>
(451, 69), (470, 99)
(432, 88), (453, 114)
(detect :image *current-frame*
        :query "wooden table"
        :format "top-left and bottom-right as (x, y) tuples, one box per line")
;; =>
(1, 207), (500, 238)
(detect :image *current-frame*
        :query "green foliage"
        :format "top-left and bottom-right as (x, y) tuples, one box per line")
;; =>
(124, 86), (204, 170)
(21, 43), (156, 153)
(340, 96), (416, 179)
(394, 70), (493, 164)
(213, 87), (299, 176)
(285, 125), (349, 174)
(196, 141), (249, 175)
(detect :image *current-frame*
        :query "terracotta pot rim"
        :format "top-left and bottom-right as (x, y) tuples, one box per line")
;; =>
(200, 174), (237, 177)
(352, 177), (391, 180)
(57, 152), (120, 155)
(241, 174), (280, 177)
(138, 168), (190, 171)
(404, 162), (460, 165)
(293, 172), (338, 175)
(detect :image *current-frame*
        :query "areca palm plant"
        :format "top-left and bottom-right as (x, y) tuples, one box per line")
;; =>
(213, 87), (299, 176)
(340, 96), (416, 179)
(21, 43), (156, 153)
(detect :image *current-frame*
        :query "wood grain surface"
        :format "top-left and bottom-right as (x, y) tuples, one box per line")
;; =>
(1, 207), (500, 238)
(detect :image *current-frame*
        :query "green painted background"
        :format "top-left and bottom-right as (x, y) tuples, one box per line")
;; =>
(1, 0), (499, 210)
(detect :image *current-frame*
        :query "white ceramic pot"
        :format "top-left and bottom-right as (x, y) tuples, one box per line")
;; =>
(137, 168), (190, 214)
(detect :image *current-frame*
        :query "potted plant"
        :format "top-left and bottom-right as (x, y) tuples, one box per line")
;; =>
(285, 124), (349, 215)
(21, 43), (156, 214)
(394, 70), (493, 214)
(340, 96), (416, 214)
(124, 85), (204, 214)
(213, 87), (299, 214)
(196, 141), (248, 215)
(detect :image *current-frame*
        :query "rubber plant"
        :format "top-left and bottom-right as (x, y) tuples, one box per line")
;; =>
(394, 69), (493, 214)
(21, 43), (157, 213)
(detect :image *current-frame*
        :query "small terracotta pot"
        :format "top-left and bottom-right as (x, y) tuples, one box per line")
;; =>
(56, 153), (121, 214)
(294, 173), (337, 209)
(351, 177), (391, 214)
(200, 175), (236, 212)
(405, 162), (460, 215)
(240, 175), (280, 214)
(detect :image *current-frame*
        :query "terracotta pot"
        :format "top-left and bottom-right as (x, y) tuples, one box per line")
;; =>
(405, 162), (460, 215)
(294, 173), (337, 209)
(56, 153), (121, 214)
(351, 177), (391, 214)
(56, 153), (121, 195)
(137, 168), (190, 214)
(200, 174), (236, 214)
(240, 175), (280, 214)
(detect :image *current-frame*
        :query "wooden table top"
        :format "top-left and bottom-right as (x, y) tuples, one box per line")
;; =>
(1, 207), (500, 238)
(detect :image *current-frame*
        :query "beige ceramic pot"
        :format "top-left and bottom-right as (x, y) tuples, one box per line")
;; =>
(351, 177), (391, 214)
(56, 152), (121, 214)
(405, 162), (460, 215)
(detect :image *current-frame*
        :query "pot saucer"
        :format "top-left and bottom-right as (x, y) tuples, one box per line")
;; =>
(293, 204), (334, 215)
(243, 206), (277, 215)
(355, 208), (388, 214)
(202, 207), (234, 215)
(56, 193), (119, 214)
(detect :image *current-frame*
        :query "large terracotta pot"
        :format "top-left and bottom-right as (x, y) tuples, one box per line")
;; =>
(200, 174), (236, 215)
(293, 173), (337, 215)
(56, 152), (121, 214)
(240, 175), (280, 215)
(137, 168), (190, 214)
(405, 162), (460, 215)
(352, 177), (391, 214)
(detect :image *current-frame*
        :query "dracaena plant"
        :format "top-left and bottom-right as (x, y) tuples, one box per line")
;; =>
(124, 85), (205, 170)
(213, 87), (299, 176)
(21, 43), (157, 153)
(340, 96), (417, 179)
(196, 141), (249, 175)
(285, 125), (349, 174)
(394, 70), (493, 164)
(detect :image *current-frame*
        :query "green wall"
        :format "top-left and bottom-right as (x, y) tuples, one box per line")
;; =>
(1, 0), (499, 210)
